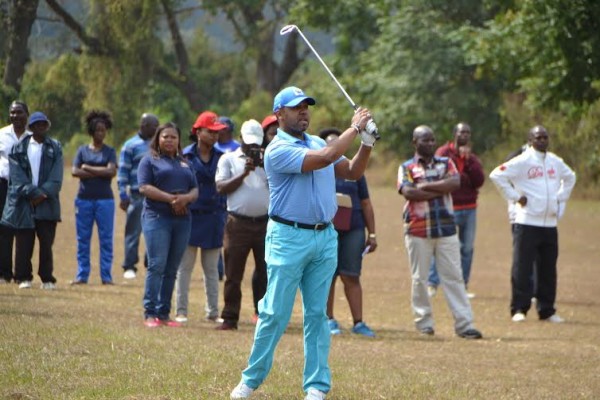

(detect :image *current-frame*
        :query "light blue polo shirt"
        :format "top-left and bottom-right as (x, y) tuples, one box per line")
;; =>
(264, 128), (343, 224)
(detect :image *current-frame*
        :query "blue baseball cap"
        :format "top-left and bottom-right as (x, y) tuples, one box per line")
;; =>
(273, 86), (316, 112)
(218, 116), (235, 132)
(28, 111), (51, 128)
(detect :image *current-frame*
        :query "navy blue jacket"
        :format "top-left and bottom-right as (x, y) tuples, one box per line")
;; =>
(1, 135), (63, 229)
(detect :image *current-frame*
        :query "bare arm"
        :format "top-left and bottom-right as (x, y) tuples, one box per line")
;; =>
(216, 158), (254, 195)
(334, 145), (372, 180)
(71, 165), (95, 179)
(360, 197), (377, 253)
(301, 108), (371, 173)
(400, 185), (443, 201)
(416, 174), (460, 194)
(139, 184), (177, 204)
(81, 163), (117, 178)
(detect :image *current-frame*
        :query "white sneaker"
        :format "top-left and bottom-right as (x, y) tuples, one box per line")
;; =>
(427, 286), (437, 298)
(546, 314), (565, 323)
(41, 282), (57, 290)
(512, 312), (526, 322)
(305, 388), (327, 400)
(18, 281), (32, 289)
(123, 270), (136, 279)
(230, 381), (254, 399)
(175, 315), (188, 323)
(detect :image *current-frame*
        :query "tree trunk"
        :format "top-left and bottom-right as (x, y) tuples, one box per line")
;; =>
(2, 0), (39, 92)
(160, 0), (204, 111)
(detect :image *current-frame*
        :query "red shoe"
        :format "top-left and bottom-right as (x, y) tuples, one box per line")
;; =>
(251, 314), (259, 325)
(144, 318), (161, 328)
(159, 319), (184, 328)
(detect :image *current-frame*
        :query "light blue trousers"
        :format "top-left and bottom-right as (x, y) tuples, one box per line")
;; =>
(241, 220), (338, 394)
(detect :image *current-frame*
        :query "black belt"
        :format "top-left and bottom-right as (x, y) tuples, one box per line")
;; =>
(229, 212), (268, 222)
(271, 215), (330, 231)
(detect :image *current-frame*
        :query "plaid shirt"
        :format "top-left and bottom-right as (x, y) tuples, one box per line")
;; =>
(397, 155), (458, 238)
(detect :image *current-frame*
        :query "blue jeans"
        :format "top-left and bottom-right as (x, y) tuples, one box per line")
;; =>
(428, 208), (476, 287)
(122, 192), (144, 271)
(75, 198), (115, 283)
(241, 221), (338, 394)
(142, 213), (191, 319)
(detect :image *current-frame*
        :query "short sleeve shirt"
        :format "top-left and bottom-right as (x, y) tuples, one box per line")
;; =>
(73, 144), (117, 199)
(215, 148), (269, 217)
(265, 129), (343, 224)
(398, 155), (458, 238)
(137, 154), (198, 217)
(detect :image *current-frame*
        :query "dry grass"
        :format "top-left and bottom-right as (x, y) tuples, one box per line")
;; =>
(0, 172), (599, 399)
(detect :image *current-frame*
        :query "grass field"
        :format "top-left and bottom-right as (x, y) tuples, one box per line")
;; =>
(1, 172), (599, 399)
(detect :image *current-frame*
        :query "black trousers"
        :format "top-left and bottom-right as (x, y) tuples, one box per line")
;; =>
(14, 220), (57, 284)
(511, 224), (558, 319)
(0, 178), (15, 281)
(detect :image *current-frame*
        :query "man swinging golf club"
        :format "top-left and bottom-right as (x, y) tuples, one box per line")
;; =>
(230, 86), (378, 400)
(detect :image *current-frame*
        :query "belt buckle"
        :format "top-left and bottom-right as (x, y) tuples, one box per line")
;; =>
(314, 223), (325, 230)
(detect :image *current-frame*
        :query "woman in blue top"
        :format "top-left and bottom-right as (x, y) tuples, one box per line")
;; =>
(319, 128), (378, 338)
(71, 110), (117, 285)
(138, 122), (198, 328)
(174, 111), (227, 323)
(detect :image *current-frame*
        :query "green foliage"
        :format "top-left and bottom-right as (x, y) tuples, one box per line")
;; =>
(468, 0), (600, 109)
(356, 5), (501, 156)
(20, 54), (85, 144)
(187, 28), (253, 115)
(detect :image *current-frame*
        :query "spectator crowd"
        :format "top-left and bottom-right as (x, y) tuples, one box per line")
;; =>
(0, 92), (576, 400)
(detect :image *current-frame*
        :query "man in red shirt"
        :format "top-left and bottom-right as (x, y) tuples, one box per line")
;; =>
(427, 122), (485, 298)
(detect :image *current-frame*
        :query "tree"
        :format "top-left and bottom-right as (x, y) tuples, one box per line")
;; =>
(2, 0), (39, 93)
(350, 2), (502, 152)
(467, 0), (600, 109)
(201, 0), (305, 94)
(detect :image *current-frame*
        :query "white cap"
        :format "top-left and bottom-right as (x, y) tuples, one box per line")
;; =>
(240, 119), (264, 146)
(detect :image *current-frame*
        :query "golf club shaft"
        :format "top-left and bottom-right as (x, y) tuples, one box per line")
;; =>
(287, 26), (358, 110)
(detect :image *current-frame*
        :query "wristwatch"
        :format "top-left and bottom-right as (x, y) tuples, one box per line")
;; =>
(368, 233), (377, 239)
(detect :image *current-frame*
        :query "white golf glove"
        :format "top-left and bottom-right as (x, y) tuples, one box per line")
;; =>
(360, 119), (378, 147)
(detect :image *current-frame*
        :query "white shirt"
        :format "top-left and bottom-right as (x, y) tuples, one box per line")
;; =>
(215, 148), (269, 217)
(27, 137), (44, 187)
(0, 124), (32, 179)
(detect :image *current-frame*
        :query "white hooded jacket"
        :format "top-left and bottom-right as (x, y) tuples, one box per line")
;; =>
(490, 147), (576, 227)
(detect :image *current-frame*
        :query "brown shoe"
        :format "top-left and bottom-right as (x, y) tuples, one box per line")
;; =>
(215, 321), (238, 330)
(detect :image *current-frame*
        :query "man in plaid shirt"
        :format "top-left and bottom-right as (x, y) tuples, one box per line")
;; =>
(397, 125), (482, 339)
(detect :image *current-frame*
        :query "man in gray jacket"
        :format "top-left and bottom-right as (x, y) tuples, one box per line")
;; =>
(1, 112), (63, 290)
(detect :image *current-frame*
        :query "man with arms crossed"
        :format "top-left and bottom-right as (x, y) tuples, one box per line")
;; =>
(398, 125), (482, 339)
(230, 86), (376, 400)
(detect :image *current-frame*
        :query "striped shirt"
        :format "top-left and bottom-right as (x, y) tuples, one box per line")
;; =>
(397, 155), (458, 238)
(117, 132), (150, 201)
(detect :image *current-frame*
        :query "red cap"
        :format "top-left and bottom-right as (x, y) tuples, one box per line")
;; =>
(261, 115), (278, 130)
(192, 111), (228, 131)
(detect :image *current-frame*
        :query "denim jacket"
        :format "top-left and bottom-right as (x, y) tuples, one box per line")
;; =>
(1, 135), (63, 229)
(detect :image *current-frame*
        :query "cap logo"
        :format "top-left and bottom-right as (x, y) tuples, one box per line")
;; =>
(293, 88), (304, 96)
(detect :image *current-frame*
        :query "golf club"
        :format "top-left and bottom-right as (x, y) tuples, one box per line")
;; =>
(280, 24), (380, 140)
